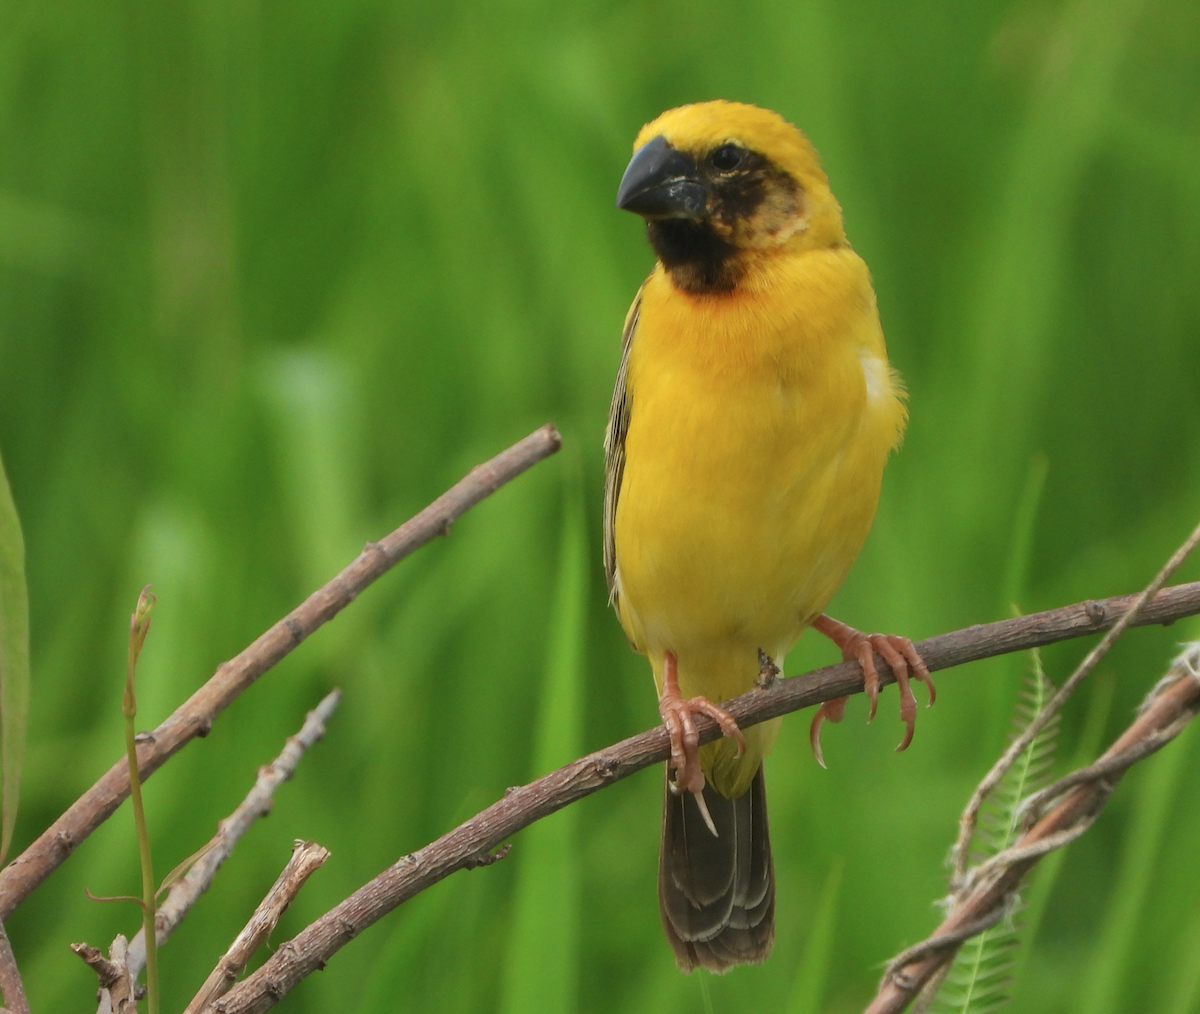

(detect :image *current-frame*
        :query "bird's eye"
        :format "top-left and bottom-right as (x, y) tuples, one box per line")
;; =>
(709, 144), (746, 172)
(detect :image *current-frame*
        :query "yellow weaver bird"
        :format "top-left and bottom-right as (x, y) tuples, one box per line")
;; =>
(604, 101), (935, 972)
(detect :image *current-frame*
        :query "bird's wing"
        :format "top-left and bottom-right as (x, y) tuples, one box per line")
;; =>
(602, 283), (644, 606)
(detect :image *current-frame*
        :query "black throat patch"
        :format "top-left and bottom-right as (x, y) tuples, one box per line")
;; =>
(646, 219), (742, 294)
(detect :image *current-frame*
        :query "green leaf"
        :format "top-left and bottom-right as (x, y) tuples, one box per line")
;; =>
(156, 836), (220, 898)
(0, 449), (29, 866)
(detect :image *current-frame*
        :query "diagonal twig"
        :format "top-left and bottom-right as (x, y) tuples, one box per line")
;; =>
(183, 840), (329, 1014)
(949, 517), (1200, 885)
(71, 935), (135, 1014)
(0, 425), (561, 920)
(866, 642), (1200, 1014)
(125, 689), (341, 980)
(0, 918), (28, 1014)
(76, 689), (341, 1011)
(205, 581), (1200, 1013)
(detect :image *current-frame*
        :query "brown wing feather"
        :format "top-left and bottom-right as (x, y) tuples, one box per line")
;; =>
(602, 284), (644, 609)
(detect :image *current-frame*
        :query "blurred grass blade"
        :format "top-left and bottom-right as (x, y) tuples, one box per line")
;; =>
(0, 450), (28, 865)
(784, 857), (844, 1014)
(1077, 720), (1196, 1014)
(259, 349), (362, 591)
(498, 457), (587, 1014)
(988, 454), (1050, 750)
(355, 877), (465, 1013)
(1164, 905), (1200, 1014)
(1001, 454), (1049, 612)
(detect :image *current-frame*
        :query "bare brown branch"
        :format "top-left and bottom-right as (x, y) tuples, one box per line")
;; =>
(0, 920), (28, 1014)
(72, 935), (136, 1013)
(0, 425), (561, 920)
(184, 841), (329, 1014)
(865, 643), (1200, 1014)
(125, 690), (341, 980)
(76, 690), (340, 1014)
(207, 581), (1200, 1014)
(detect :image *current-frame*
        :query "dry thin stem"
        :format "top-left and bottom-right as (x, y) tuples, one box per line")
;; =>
(864, 643), (1200, 1014)
(950, 516), (1200, 885)
(880, 906), (1009, 975)
(1016, 713), (1190, 825)
(0, 920), (28, 1014)
(0, 425), (561, 920)
(125, 690), (341, 980)
(77, 689), (340, 1013)
(204, 583), (1200, 1014)
(184, 841), (329, 1014)
(71, 935), (135, 1014)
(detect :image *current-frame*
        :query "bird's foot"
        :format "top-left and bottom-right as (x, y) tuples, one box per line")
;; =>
(659, 650), (745, 836)
(809, 614), (936, 763)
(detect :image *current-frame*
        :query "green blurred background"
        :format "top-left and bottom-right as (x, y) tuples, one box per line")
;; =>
(1, 0), (1199, 1011)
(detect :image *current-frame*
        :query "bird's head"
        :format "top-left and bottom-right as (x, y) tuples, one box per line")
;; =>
(616, 101), (845, 293)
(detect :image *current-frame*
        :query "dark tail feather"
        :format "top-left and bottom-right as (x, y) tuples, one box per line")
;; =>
(658, 764), (775, 973)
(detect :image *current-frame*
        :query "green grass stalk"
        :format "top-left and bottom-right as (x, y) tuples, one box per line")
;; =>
(784, 857), (844, 1014)
(1077, 721), (1197, 1014)
(0, 449), (29, 867)
(124, 589), (157, 1014)
(498, 457), (587, 1014)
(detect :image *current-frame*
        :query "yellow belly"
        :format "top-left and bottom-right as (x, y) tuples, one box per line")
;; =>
(614, 252), (904, 796)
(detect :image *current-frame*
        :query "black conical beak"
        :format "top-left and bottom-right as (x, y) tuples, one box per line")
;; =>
(615, 136), (708, 220)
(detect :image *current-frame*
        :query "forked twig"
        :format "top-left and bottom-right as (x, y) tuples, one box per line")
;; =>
(184, 841), (329, 1014)
(0, 425), (561, 920)
(126, 690), (341, 979)
(76, 690), (340, 1010)
(950, 517), (1200, 886)
(866, 643), (1200, 1014)
(71, 935), (135, 1014)
(0, 919), (28, 1014)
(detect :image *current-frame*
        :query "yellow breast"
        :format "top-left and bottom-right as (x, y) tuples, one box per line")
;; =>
(613, 245), (904, 792)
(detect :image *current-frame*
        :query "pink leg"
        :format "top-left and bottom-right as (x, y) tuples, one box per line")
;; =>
(658, 650), (746, 835)
(809, 614), (936, 762)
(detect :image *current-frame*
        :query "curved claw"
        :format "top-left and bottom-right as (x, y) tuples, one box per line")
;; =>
(864, 664), (880, 723)
(884, 632), (937, 709)
(809, 711), (825, 769)
(894, 676), (917, 751)
(690, 785), (718, 836)
(809, 696), (847, 769)
(865, 633), (917, 752)
(915, 665), (937, 708)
